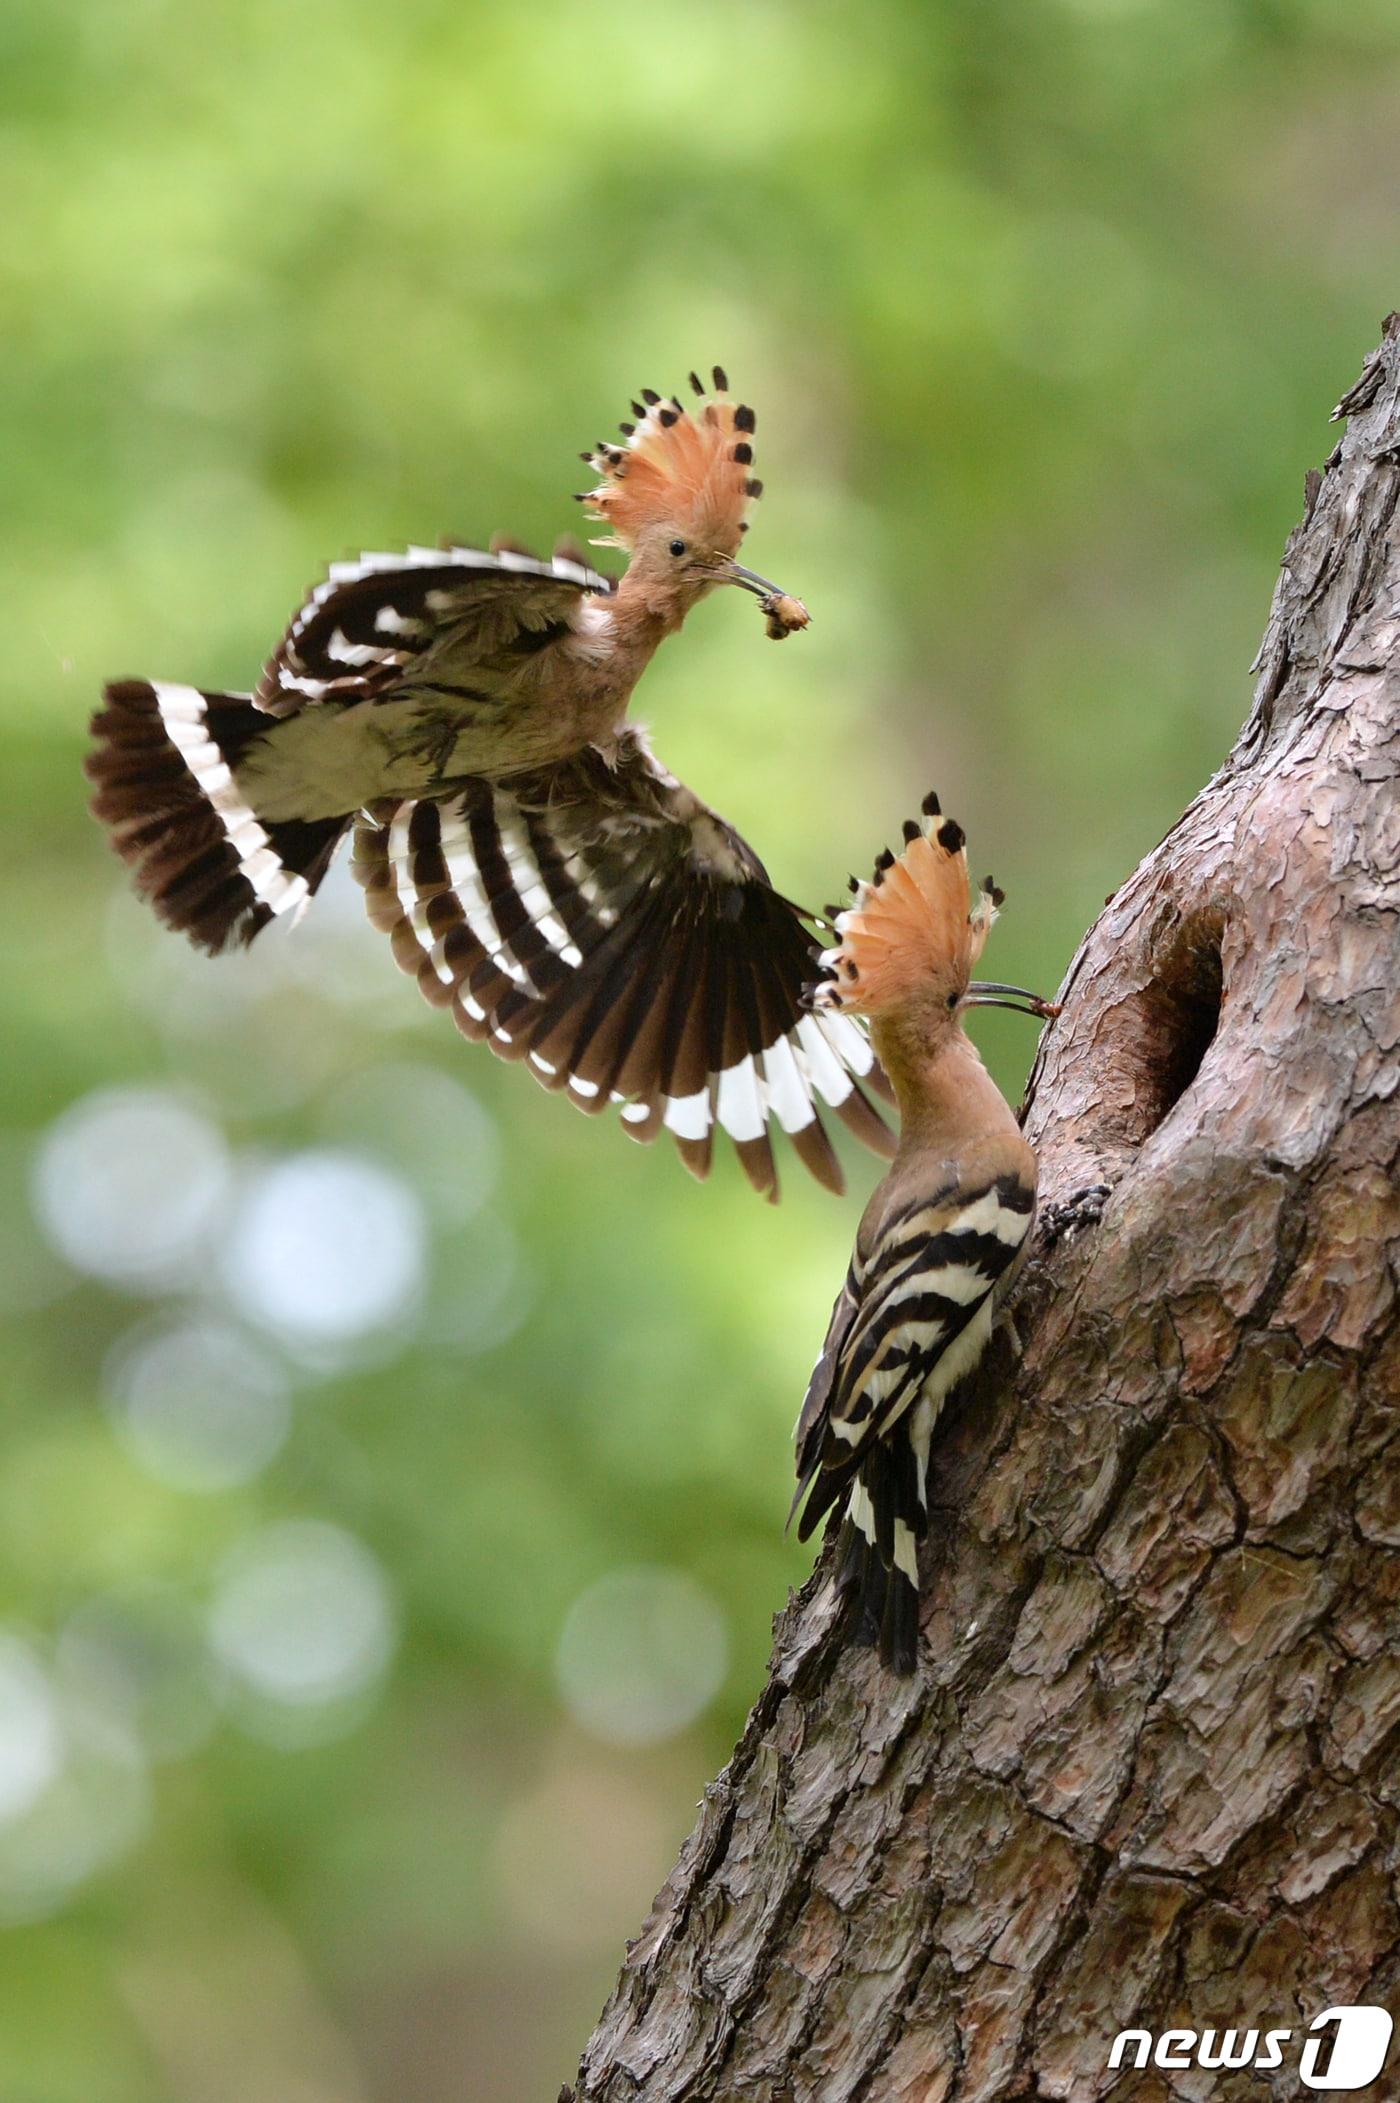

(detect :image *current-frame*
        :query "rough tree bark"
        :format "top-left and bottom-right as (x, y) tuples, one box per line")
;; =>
(563, 320), (1400, 2102)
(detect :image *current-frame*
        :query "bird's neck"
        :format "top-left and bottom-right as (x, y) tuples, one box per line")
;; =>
(611, 565), (695, 650)
(571, 570), (676, 733)
(872, 1020), (1016, 1159)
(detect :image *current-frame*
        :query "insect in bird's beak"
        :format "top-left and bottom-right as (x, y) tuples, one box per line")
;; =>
(964, 981), (1061, 1019)
(718, 559), (811, 640)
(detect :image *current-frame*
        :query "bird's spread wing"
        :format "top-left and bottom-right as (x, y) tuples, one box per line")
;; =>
(254, 543), (615, 715)
(349, 730), (895, 1198)
(794, 1171), (1036, 1535)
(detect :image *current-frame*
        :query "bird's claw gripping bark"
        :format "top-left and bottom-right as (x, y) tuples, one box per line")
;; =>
(1039, 1181), (1112, 1248)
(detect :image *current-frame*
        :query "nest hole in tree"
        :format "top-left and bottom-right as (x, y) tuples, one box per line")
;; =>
(1131, 906), (1225, 1140)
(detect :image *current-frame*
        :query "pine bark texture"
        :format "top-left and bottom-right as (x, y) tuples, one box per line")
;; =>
(564, 322), (1400, 2102)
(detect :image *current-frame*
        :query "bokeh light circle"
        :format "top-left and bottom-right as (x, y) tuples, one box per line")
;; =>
(556, 1566), (728, 1748)
(220, 1148), (425, 1350)
(0, 1634), (149, 1923)
(30, 1086), (230, 1292)
(209, 1519), (397, 1721)
(104, 1314), (292, 1491)
(0, 1638), (63, 1825)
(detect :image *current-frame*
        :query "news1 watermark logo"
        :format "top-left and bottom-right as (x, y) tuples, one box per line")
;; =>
(1108, 2007), (1394, 2089)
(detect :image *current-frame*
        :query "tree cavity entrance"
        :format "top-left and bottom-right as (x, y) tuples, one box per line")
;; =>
(1134, 906), (1225, 1139)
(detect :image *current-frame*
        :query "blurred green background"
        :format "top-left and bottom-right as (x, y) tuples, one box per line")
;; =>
(4, 0), (1397, 2095)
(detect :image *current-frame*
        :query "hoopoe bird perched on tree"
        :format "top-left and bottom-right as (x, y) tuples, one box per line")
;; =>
(792, 796), (1057, 1673)
(87, 369), (892, 1198)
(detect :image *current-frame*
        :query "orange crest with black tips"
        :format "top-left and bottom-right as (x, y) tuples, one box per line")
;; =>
(579, 366), (762, 553)
(812, 795), (1003, 1017)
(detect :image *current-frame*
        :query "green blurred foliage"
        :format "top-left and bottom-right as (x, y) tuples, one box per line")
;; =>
(4, 0), (1398, 2093)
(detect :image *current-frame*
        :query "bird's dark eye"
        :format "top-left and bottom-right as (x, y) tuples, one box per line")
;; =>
(947, 992), (959, 1009)
(668, 539), (687, 558)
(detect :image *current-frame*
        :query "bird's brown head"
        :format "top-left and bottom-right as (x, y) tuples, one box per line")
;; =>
(806, 793), (1057, 1069)
(577, 369), (807, 635)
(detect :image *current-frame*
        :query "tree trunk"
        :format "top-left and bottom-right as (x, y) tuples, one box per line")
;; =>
(563, 320), (1400, 2103)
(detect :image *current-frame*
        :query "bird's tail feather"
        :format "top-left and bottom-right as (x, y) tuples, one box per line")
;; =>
(832, 1433), (926, 1676)
(88, 680), (348, 955)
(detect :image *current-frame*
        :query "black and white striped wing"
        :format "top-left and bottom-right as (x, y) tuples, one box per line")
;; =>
(349, 738), (894, 1198)
(254, 543), (616, 714)
(794, 1173), (1037, 1538)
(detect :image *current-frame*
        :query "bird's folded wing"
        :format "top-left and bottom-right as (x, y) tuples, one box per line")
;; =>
(792, 1174), (1035, 1533)
(254, 544), (616, 715)
(349, 733), (894, 1198)
(791, 1260), (863, 1493)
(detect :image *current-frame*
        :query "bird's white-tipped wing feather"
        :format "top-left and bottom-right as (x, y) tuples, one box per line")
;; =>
(350, 730), (895, 1199)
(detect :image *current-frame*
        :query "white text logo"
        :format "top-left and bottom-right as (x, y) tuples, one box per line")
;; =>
(1108, 2008), (1393, 2090)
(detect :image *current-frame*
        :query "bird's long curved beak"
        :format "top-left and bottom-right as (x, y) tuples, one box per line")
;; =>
(964, 981), (1060, 1020)
(721, 559), (788, 598)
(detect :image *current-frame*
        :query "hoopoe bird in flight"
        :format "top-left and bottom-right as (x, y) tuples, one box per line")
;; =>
(792, 797), (1056, 1673)
(87, 369), (892, 1199)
